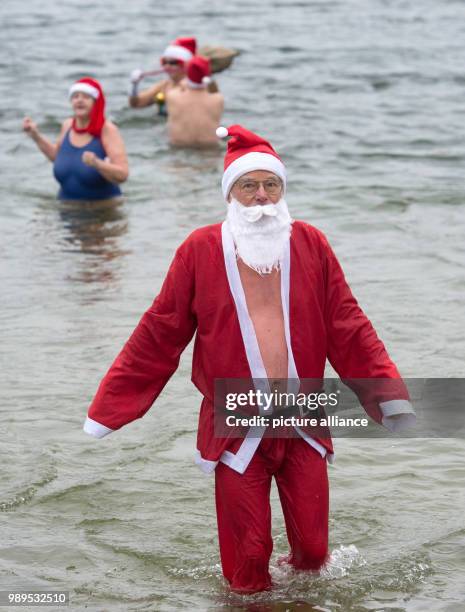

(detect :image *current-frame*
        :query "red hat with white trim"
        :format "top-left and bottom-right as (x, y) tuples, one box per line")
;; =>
(216, 125), (286, 199)
(186, 56), (212, 89)
(68, 77), (105, 137)
(162, 37), (196, 63)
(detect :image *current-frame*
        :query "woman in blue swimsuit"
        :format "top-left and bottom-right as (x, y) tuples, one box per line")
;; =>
(23, 78), (128, 201)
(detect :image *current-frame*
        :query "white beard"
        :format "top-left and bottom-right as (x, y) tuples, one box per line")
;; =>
(226, 197), (293, 274)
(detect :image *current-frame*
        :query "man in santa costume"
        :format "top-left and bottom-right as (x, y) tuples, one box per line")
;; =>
(128, 37), (196, 112)
(84, 125), (415, 594)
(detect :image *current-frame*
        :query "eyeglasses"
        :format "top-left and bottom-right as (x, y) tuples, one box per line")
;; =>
(235, 178), (283, 197)
(161, 58), (182, 66)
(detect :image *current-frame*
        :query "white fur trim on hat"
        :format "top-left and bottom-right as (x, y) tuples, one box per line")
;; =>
(221, 152), (286, 199)
(162, 44), (193, 62)
(185, 78), (206, 89)
(69, 83), (99, 99)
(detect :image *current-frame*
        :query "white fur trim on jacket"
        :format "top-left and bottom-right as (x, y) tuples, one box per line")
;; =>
(195, 450), (219, 474)
(83, 416), (114, 438)
(380, 399), (416, 432)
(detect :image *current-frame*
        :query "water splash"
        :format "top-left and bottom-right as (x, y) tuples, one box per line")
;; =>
(320, 544), (367, 579)
(168, 562), (223, 580)
(0, 468), (57, 512)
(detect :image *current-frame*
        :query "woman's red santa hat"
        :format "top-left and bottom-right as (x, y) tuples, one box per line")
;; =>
(161, 37), (196, 63)
(216, 125), (287, 200)
(186, 56), (212, 89)
(68, 77), (105, 137)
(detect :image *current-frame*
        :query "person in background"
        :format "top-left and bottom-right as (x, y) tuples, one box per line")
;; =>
(83, 124), (415, 594)
(165, 56), (224, 147)
(23, 78), (128, 201)
(128, 37), (196, 113)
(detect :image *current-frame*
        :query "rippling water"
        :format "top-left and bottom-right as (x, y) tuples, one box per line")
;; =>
(1, 0), (465, 610)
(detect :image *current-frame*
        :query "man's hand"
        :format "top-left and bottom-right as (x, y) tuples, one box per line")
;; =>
(23, 117), (38, 138)
(82, 151), (98, 168)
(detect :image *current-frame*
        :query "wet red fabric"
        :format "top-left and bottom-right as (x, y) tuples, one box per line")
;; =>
(215, 438), (329, 593)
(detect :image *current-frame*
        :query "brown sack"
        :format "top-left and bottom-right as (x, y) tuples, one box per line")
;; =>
(198, 45), (240, 74)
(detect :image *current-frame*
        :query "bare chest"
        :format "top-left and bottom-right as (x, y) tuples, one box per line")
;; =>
(237, 260), (288, 378)
(237, 261), (283, 314)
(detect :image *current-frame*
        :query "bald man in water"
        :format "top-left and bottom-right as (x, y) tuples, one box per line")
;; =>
(165, 56), (224, 147)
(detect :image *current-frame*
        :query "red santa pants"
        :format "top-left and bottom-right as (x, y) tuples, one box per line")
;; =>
(214, 437), (329, 594)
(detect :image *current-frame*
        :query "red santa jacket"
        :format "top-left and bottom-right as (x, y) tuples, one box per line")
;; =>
(84, 221), (413, 473)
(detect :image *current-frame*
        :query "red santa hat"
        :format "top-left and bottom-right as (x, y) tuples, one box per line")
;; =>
(68, 77), (105, 137)
(186, 56), (212, 89)
(216, 125), (286, 199)
(161, 37), (196, 63)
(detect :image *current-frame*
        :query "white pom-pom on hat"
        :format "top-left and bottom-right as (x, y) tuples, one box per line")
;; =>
(216, 126), (228, 139)
(202, 76), (212, 85)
